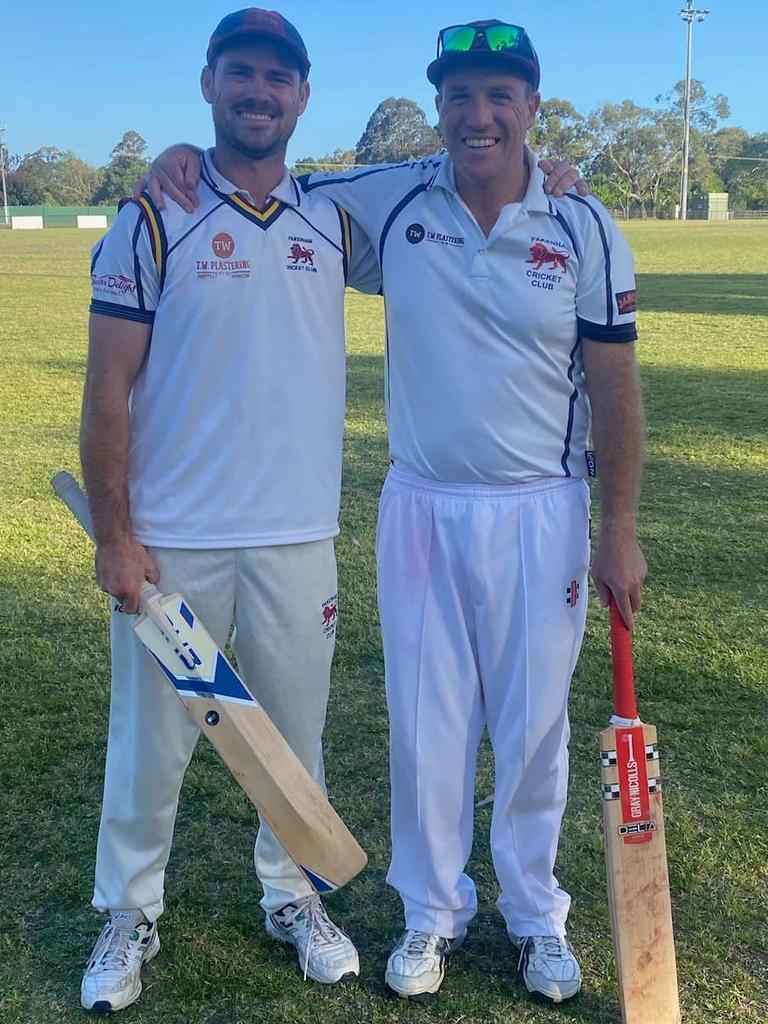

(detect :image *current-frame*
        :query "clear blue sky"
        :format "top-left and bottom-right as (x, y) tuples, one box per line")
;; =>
(4, 1), (764, 166)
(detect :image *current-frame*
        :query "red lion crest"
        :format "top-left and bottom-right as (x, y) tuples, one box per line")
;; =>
(527, 242), (569, 273)
(289, 243), (314, 265)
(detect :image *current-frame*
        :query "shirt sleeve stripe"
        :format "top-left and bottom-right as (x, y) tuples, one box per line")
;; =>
(551, 207), (581, 263)
(564, 194), (613, 326)
(297, 161), (413, 193)
(130, 214), (146, 311)
(577, 318), (637, 342)
(334, 203), (352, 283)
(136, 194), (168, 288)
(379, 183), (429, 271)
(90, 299), (155, 324)
(90, 239), (105, 274)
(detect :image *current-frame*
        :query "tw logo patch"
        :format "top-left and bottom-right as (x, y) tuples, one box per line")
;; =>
(566, 580), (580, 607)
(321, 595), (338, 638)
(405, 223), (425, 244)
(212, 232), (235, 258)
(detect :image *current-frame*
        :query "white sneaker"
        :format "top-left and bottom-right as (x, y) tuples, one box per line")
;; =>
(385, 929), (465, 1000)
(513, 934), (582, 1002)
(266, 895), (359, 984)
(80, 909), (160, 1013)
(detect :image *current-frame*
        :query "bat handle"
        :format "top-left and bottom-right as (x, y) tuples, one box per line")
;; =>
(53, 471), (162, 612)
(609, 598), (639, 721)
(139, 580), (161, 607)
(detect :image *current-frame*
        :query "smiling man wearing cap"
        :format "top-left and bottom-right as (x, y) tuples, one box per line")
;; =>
(138, 13), (639, 1009)
(292, 19), (644, 1005)
(78, 8), (380, 1012)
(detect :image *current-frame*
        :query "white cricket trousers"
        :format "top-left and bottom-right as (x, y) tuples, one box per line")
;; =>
(92, 540), (337, 921)
(377, 467), (590, 940)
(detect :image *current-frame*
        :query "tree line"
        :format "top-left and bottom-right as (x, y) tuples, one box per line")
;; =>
(5, 81), (766, 215)
(296, 81), (767, 216)
(3, 131), (150, 206)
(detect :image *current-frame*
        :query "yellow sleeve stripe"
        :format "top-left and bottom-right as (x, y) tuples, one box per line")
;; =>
(338, 205), (352, 264)
(136, 196), (165, 282)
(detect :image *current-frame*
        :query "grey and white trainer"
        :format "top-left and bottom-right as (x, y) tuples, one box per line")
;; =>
(80, 909), (160, 1013)
(266, 895), (359, 984)
(385, 929), (466, 1000)
(513, 934), (582, 1002)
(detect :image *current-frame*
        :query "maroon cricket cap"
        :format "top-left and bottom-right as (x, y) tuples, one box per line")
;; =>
(206, 8), (311, 77)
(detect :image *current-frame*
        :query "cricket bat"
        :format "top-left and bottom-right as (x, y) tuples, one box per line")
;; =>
(52, 471), (366, 894)
(600, 600), (680, 1023)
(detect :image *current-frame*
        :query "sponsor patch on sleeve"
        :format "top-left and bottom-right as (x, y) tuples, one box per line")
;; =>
(615, 289), (637, 315)
(92, 273), (137, 297)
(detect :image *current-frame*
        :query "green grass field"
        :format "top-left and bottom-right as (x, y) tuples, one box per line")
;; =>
(1, 221), (766, 1023)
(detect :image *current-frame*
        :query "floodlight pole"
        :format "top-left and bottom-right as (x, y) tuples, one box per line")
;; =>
(679, 2), (710, 220)
(0, 126), (9, 227)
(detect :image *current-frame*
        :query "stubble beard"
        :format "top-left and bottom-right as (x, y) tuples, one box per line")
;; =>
(215, 104), (296, 162)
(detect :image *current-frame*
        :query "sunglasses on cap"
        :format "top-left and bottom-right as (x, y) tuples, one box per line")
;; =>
(437, 23), (536, 59)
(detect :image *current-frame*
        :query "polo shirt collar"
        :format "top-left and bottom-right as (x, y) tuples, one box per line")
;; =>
(429, 153), (458, 193)
(429, 146), (550, 215)
(202, 150), (300, 207)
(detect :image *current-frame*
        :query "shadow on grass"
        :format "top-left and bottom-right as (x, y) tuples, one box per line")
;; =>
(347, 353), (385, 401)
(641, 364), (768, 435)
(637, 273), (768, 316)
(38, 355), (86, 377)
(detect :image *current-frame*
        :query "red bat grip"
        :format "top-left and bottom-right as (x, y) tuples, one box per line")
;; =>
(609, 599), (639, 720)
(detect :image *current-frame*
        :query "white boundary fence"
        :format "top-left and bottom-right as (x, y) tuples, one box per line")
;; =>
(76, 214), (108, 229)
(11, 215), (44, 229)
(1, 205), (118, 228)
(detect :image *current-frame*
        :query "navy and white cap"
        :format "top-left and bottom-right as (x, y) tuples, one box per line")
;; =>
(207, 8), (311, 77)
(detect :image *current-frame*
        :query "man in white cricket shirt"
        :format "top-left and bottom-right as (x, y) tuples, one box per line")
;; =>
(296, 21), (645, 1004)
(79, 9), (380, 1012)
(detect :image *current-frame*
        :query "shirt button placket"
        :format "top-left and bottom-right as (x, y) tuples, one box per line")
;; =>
(471, 245), (490, 279)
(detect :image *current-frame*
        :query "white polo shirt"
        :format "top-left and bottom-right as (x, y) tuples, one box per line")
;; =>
(301, 150), (638, 484)
(90, 152), (379, 547)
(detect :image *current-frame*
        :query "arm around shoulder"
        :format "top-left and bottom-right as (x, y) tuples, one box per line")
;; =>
(132, 144), (204, 213)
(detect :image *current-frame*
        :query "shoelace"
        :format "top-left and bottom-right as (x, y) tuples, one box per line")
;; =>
(403, 930), (438, 957)
(304, 898), (344, 947)
(277, 897), (344, 981)
(93, 923), (141, 972)
(518, 935), (568, 969)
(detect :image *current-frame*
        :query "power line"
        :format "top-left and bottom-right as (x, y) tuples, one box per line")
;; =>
(711, 155), (768, 163)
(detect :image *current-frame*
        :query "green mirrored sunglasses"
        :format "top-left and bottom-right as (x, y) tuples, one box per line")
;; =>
(438, 23), (532, 57)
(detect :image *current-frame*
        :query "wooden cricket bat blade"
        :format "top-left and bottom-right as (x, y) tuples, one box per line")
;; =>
(602, 602), (680, 1023)
(52, 471), (367, 893)
(133, 594), (367, 892)
(600, 723), (680, 1022)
